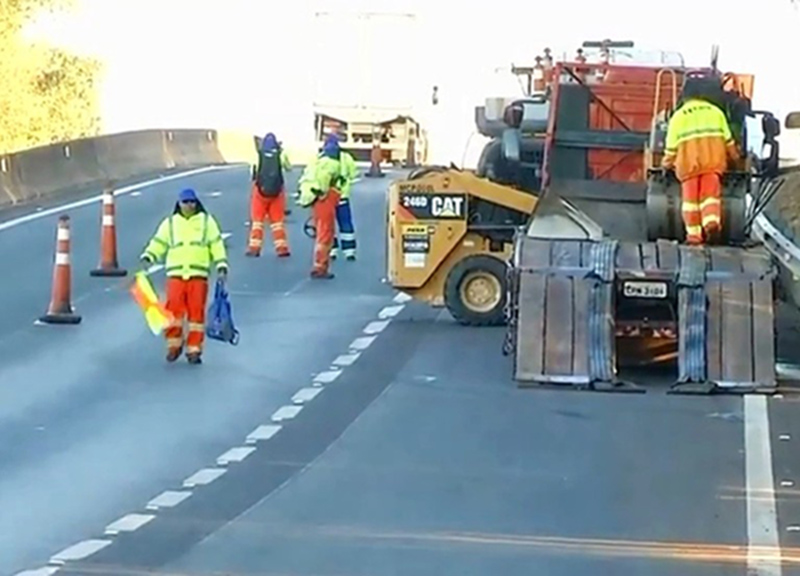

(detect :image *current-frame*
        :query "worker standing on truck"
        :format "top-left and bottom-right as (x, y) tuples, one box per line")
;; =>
(661, 79), (741, 244)
(297, 140), (343, 279)
(140, 188), (229, 364)
(323, 135), (359, 260)
(246, 133), (291, 257)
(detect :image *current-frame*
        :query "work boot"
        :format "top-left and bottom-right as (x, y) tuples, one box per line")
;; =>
(285, 207), (292, 216)
(704, 223), (721, 245)
(310, 269), (335, 280)
(245, 249), (261, 258)
(166, 347), (182, 363)
(277, 248), (291, 258)
(186, 353), (202, 365)
(330, 248), (338, 260)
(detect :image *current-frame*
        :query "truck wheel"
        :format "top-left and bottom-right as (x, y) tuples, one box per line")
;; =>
(444, 255), (507, 326)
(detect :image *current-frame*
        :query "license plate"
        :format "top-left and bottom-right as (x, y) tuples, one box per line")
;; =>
(623, 281), (667, 299)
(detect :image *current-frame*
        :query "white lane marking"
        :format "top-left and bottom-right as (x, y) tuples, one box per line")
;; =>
(130, 191), (142, 197)
(393, 292), (412, 304)
(208, 191), (222, 197)
(378, 305), (404, 319)
(183, 467), (226, 488)
(363, 320), (390, 335)
(313, 370), (342, 385)
(271, 405), (303, 422)
(222, 232), (232, 241)
(781, 480), (794, 487)
(146, 490), (192, 510)
(245, 424), (282, 444)
(104, 513), (156, 535)
(50, 539), (112, 564)
(333, 353), (360, 367)
(14, 567), (60, 576)
(349, 335), (377, 351)
(745, 395), (782, 575)
(780, 434), (791, 441)
(292, 387), (322, 404)
(217, 446), (256, 466)
(0, 165), (239, 232)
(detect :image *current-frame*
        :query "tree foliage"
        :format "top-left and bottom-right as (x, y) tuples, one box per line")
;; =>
(0, 0), (103, 154)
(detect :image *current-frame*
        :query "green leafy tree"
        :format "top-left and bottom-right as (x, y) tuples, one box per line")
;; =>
(0, 0), (103, 154)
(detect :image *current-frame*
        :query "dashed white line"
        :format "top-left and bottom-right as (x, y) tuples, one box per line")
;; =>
(183, 467), (226, 488)
(313, 369), (342, 385)
(745, 395), (782, 575)
(378, 304), (405, 319)
(349, 335), (377, 351)
(14, 567), (60, 576)
(333, 353), (360, 367)
(50, 539), (112, 564)
(217, 446), (257, 465)
(363, 320), (391, 335)
(104, 513), (155, 535)
(271, 405), (303, 422)
(146, 490), (192, 510)
(246, 424), (282, 444)
(393, 292), (412, 304)
(292, 387), (323, 404)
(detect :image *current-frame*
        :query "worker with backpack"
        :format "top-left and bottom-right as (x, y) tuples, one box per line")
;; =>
(246, 133), (292, 258)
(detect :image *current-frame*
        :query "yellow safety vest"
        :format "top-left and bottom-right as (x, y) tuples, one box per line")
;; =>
(142, 211), (228, 279)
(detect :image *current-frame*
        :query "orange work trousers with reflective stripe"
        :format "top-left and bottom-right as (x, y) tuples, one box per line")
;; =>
(680, 172), (722, 245)
(165, 277), (209, 355)
(312, 189), (341, 274)
(248, 185), (290, 255)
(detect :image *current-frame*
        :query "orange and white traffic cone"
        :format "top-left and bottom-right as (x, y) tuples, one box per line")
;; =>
(40, 215), (81, 325)
(90, 187), (127, 277)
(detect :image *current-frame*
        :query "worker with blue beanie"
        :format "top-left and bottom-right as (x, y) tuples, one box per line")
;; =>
(140, 187), (228, 364)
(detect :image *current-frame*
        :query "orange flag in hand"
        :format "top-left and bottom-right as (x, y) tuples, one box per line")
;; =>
(130, 271), (174, 335)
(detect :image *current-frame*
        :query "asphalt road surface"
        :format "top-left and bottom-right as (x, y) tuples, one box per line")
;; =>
(4, 164), (800, 576)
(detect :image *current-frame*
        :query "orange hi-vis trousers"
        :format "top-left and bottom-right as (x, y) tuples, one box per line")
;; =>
(247, 185), (290, 256)
(165, 277), (209, 356)
(681, 173), (722, 245)
(312, 189), (341, 275)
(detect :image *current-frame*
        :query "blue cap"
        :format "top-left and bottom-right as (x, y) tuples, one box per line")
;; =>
(262, 132), (278, 151)
(178, 188), (198, 202)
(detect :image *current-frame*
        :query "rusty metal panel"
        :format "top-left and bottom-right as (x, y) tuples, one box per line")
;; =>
(543, 276), (574, 375)
(573, 280), (591, 376)
(616, 242), (642, 271)
(656, 239), (679, 271)
(721, 282), (754, 383)
(514, 272), (546, 380)
(641, 242), (659, 270)
(705, 281), (723, 382)
(517, 238), (552, 269)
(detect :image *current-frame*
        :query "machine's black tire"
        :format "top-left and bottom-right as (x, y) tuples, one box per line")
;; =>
(444, 255), (508, 326)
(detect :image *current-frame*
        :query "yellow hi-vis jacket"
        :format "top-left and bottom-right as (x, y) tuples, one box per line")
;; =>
(141, 208), (228, 279)
(298, 156), (343, 207)
(661, 97), (740, 181)
(337, 151), (358, 200)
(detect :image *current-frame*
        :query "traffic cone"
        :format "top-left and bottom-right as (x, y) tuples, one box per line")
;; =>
(90, 187), (127, 277)
(366, 144), (385, 178)
(40, 215), (81, 325)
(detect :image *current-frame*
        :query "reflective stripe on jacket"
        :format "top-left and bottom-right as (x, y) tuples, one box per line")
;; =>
(662, 98), (739, 181)
(141, 211), (228, 279)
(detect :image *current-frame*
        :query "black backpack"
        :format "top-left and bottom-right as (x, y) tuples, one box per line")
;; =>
(255, 149), (284, 196)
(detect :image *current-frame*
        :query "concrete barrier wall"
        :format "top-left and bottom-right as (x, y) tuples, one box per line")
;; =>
(0, 128), (262, 209)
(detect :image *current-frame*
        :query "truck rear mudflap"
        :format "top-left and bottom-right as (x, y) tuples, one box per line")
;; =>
(504, 237), (778, 394)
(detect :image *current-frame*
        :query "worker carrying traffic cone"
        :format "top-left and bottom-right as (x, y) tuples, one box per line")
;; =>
(246, 132), (291, 258)
(321, 135), (359, 261)
(661, 77), (741, 245)
(139, 188), (229, 364)
(297, 141), (343, 279)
